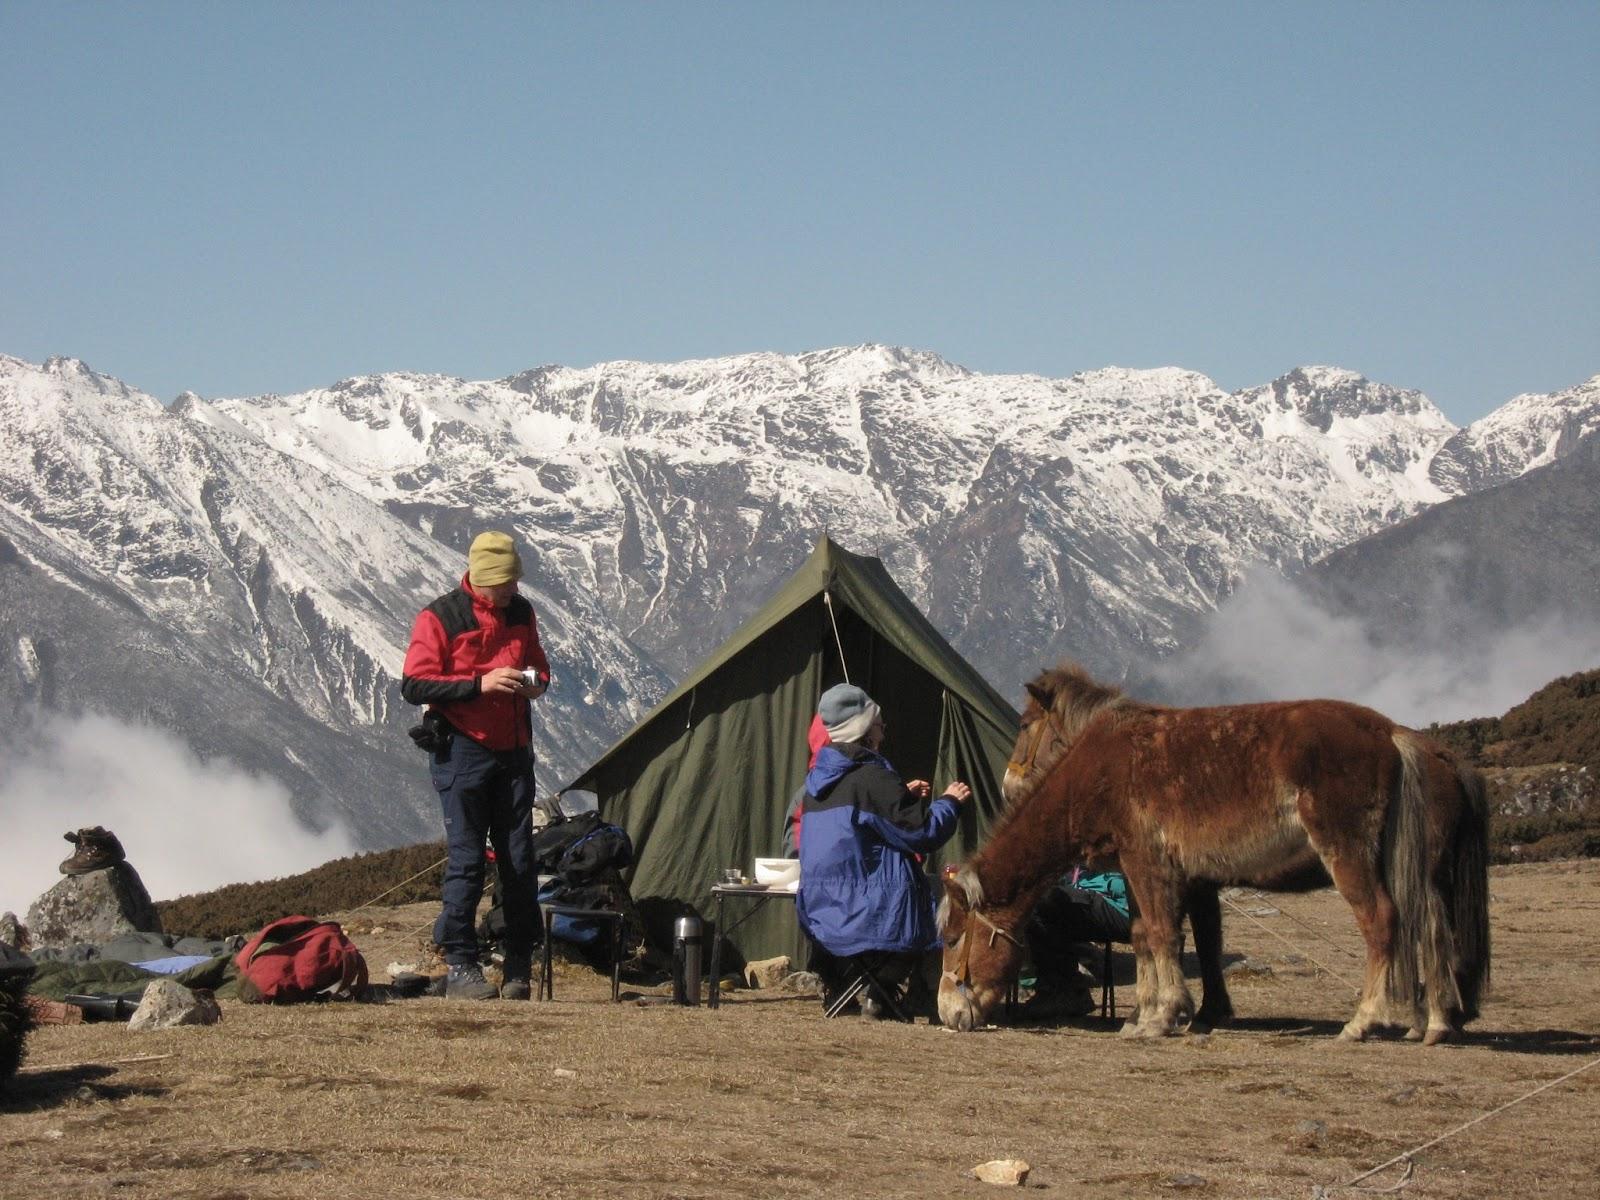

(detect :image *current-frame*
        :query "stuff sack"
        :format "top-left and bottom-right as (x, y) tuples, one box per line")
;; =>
(537, 878), (608, 946)
(536, 874), (645, 966)
(234, 915), (368, 1003)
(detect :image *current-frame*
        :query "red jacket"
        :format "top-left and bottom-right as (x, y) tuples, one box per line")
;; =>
(787, 715), (832, 853)
(400, 575), (551, 751)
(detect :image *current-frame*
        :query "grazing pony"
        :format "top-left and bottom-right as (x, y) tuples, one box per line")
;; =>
(938, 665), (1490, 1043)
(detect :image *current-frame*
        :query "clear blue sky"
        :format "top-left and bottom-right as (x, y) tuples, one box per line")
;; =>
(2, 2), (1595, 423)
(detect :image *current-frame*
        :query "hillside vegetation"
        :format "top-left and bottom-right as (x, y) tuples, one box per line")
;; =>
(1429, 667), (1600, 862)
(155, 842), (446, 939)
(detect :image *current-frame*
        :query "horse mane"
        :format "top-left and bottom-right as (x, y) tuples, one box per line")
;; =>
(1026, 661), (1131, 745)
(935, 865), (984, 931)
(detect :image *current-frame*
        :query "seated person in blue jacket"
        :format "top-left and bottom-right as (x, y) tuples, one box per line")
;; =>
(1022, 867), (1132, 1018)
(796, 683), (971, 1018)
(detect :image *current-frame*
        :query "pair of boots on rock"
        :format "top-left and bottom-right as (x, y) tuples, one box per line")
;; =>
(59, 827), (126, 876)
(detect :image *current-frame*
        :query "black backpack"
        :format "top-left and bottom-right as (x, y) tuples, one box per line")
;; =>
(530, 811), (634, 885)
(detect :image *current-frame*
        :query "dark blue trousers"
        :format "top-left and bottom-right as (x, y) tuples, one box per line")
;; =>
(1026, 885), (1132, 986)
(429, 734), (539, 966)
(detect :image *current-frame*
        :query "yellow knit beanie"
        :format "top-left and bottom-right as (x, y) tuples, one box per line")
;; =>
(467, 531), (523, 587)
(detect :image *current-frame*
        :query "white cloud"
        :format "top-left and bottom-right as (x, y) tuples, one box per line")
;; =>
(1145, 571), (1600, 726)
(0, 713), (355, 927)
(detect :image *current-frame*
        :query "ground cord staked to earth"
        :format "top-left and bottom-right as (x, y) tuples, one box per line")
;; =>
(1234, 888), (1365, 961)
(334, 855), (447, 969)
(1218, 892), (1364, 994)
(1311, 1054), (1600, 1197)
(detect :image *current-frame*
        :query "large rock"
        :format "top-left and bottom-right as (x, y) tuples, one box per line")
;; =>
(0, 912), (26, 950)
(25, 864), (163, 947)
(1487, 763), (1596, 817)
(743, 955), (792, 990)
(128, 979), (222, 1031)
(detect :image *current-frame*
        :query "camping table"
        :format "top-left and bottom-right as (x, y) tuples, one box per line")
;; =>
(707, 883), (798, 1010)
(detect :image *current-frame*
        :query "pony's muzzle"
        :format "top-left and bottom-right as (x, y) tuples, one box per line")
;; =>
(938, 975), (982, 1031)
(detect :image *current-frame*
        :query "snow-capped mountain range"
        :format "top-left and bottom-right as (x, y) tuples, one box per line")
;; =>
(3, 348), (1597, 848)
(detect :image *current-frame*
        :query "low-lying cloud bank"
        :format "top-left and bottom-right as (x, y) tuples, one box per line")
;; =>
(0, 712), (355, 924)
(1142, 571), (1600, 726)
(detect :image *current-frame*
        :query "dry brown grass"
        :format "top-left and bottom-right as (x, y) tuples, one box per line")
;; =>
(6, 861), (1599, 1200)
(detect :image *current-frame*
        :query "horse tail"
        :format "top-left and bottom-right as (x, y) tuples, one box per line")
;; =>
(1383, 732), (1460, 1022)
(1448, 758), (1492, 1023)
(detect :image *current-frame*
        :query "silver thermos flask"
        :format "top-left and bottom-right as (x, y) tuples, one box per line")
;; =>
(673, 915), (703, 1006)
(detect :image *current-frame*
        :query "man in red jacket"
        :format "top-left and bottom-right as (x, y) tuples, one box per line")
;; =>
(401, 531), (551, 1000)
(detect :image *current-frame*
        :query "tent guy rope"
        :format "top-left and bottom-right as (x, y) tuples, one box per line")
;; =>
(1218, 892), (1363, 994)
(823, 588), (851, 683)
(1311, 1054), (1600, 1197)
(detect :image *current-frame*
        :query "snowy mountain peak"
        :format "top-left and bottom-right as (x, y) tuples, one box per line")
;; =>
(799, 343), (973, 382)
(1428, 374), (1600, 493)
(1265, 367), (1447, 432)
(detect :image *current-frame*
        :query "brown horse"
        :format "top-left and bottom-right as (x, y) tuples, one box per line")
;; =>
(938, 664), (1490, 1043)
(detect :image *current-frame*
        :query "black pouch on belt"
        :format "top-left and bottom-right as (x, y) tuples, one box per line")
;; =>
(407, 710), (455, 753)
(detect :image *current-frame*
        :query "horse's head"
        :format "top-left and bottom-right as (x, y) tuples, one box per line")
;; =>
(936, 864), (1028, 1031)
(1003, 680), (1066, 804)
(1003, 665), (1124, 804)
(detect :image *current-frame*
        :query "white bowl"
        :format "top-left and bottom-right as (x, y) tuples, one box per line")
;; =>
(753, 857), (801, 887)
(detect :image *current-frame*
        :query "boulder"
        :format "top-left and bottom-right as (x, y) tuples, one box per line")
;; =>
(778, 970), (824, 996)
(26, 864), (163, 947)
(744, 955), (792, 989)
(0, 911), (26, 950)
(128, 979), (222, 1031)
(1488, 763), (1595, 817)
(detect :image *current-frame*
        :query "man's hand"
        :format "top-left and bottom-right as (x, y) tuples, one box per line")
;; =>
(906, 779), (933, 801)
(481, 667), (525, 695)
(943, 781), (973, 805)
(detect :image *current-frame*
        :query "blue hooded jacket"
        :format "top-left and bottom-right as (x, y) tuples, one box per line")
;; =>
(795, 743), (961, 956)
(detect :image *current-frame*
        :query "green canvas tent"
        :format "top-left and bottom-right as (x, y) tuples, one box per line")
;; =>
(564, 535), (1021, 967)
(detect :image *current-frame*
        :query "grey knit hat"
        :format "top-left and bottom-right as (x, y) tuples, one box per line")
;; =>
(818, 683), (881, 744)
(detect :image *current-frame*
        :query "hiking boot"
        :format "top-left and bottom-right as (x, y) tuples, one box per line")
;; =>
(445, 963), (497, 1001)
(59, 827), (126, 875)
(1021, 981), (1096, 1021)
(500, 954), (532, 1001)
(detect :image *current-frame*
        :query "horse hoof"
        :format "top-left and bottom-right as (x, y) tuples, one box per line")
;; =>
(1422, 1027), (1450, 1047)
(1404, 1027), (1425, 1042)
(1194, 1007), (1232, 1032)
(1338, 1024), (1368, 1042)
(1120, 1020), (1172, 1039)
